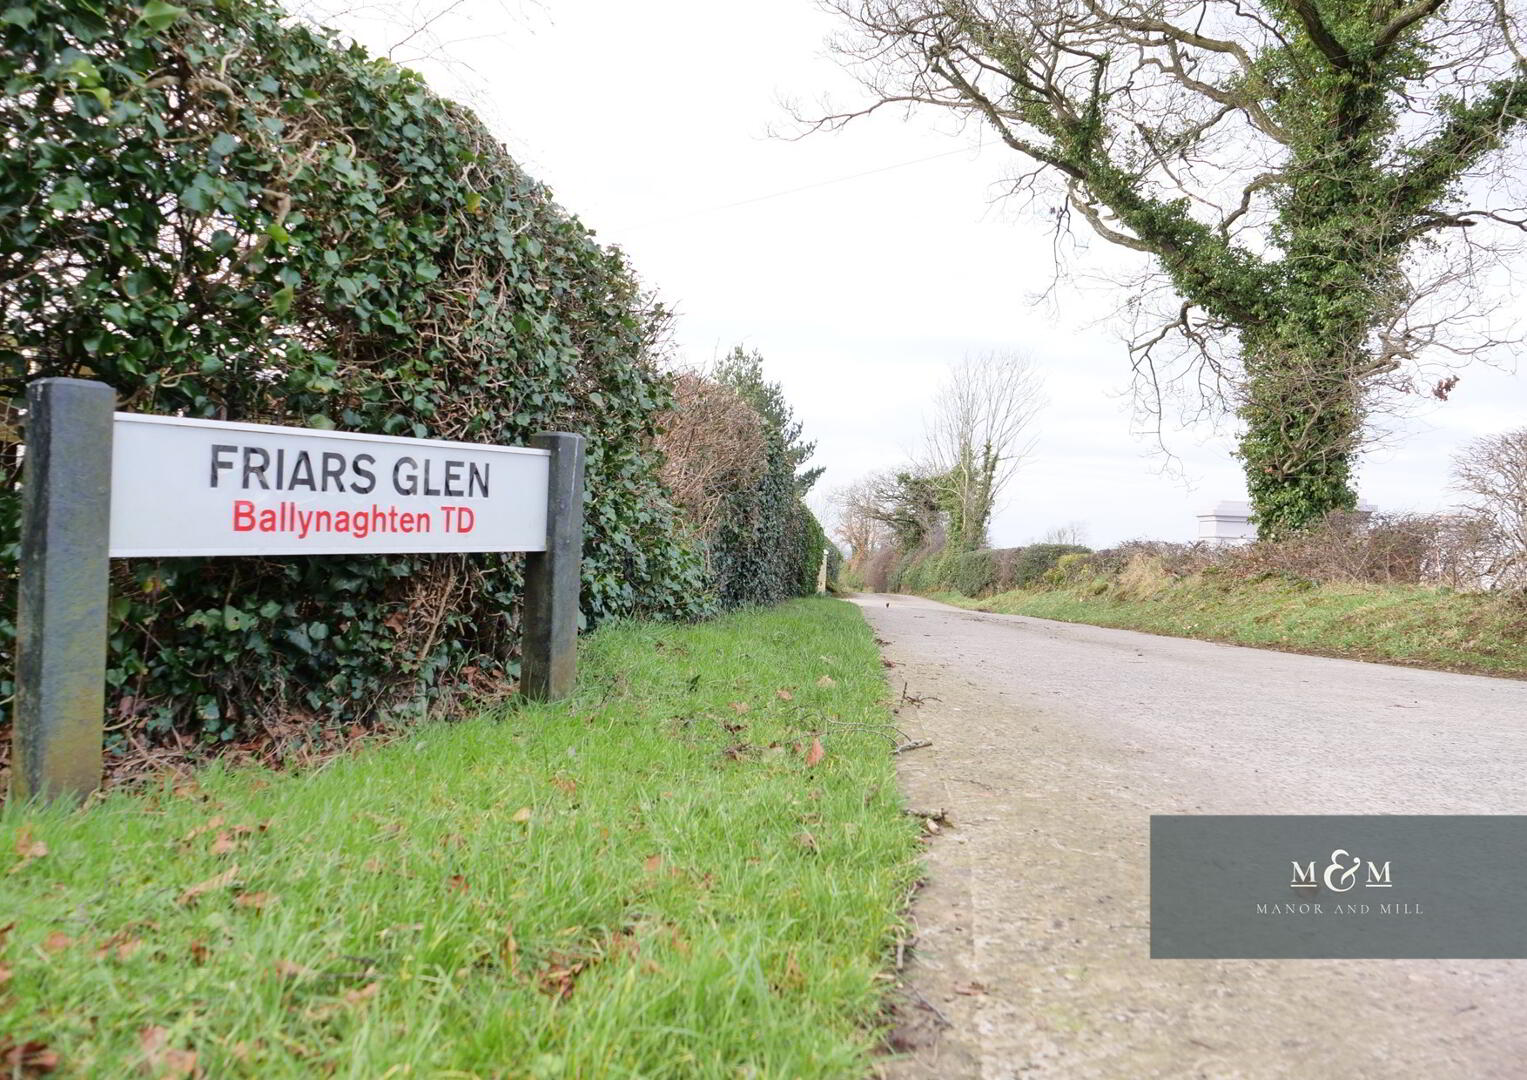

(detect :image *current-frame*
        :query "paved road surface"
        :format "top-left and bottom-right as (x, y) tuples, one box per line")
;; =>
(857, 593), (1527, 1080)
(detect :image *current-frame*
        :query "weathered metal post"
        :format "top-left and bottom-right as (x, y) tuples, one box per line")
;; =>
(521, 432), (585, 701)
(12, 378), (115, 802)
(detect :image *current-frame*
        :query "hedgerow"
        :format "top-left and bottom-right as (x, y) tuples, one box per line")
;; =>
(658, 349), (829, 608)
(0, 0), (710, 748)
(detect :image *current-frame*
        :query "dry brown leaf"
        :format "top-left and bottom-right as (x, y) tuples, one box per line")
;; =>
(0, 1039), (59, 1076)
(14, 827), (47, 860)
(510, 806), (532, 824)
(137, 1026), (197, 1078)
(550, 776), (577, 795)
(953, 981), (988, 996)
(0, 964), (10, 987)
(41, 931), (73, 953)
(804, 737), (826, 768)
(796, 831), (819, 853)
(188, 941), (210, 966)
(643, 854), (662, 874)
(729, 701), (750, 714)
(775, 689), (794, 701)
(447, 874), (468, 893)
(208, 833), (237, 857)
(816, 675), (835, 688)
(176, 864), (239, 906)
(274, 960), (313, 979)
(10, 827), (47, 874)
(362, 858), (384, 873)
(233, 892), (273, 912)
(344, 981), (380, 1006)
(179, 817), (223, 844)
(96, 933), (142, 961)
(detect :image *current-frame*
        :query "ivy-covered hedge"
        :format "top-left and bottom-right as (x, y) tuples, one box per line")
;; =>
(0, 0), (709, 745)
(664, 349), (829, 610)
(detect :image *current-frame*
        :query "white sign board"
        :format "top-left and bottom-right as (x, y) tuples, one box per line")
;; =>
(109, 414), (550, 557)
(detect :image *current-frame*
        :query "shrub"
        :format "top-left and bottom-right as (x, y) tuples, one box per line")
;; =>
(1011, 544), (1092, 588)
(0, 0), (709, 745)
(948, 549), (998, 596)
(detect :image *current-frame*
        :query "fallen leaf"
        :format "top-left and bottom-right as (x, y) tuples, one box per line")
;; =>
(816, 675), (835, 688)
(643, 854), (662, 874)
(535, 954), (588, 999)
(804, 737), (826, 768)
(274, 960), (313, 979)
(362, 858), (384, 873)
(177, 864), (239, 906)
(208, 833), (237, 856)
(775, 688), (794, 701)
(96, 932), (142, 961)
(953, 981), (988, 996)
(179, 817), (224, 844)
(188, 941), (210, 965)
(14, 827), (47, 860)
(344, 981), (380, 1006)
(0, 1039), (58, 1075)
(233, 892), (274, 912)
(796, 831), (819, 853)
(138, 1026), (197, 1078)
(447, 874), (468, 892)
(729, 701), (750, 714)
(511, 807), (532, 824)
(0, 963), (10, 987)
(550, 776), (577, 795)
(10, 828), (47, 874)
(41, 931), (73, 953)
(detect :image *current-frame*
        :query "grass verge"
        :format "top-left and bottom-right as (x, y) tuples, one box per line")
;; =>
(928, 575), (1527, 679)
(0, 597), (920, 1078)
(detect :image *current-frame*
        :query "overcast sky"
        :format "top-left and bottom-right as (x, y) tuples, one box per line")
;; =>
(304, 0), (1527, 548)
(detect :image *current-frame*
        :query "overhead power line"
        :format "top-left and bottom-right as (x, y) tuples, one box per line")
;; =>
(615, 144), (985, 233)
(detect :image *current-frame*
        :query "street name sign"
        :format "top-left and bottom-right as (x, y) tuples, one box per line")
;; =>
(12, 378), (585, 803)
(110, 414), (551, 557)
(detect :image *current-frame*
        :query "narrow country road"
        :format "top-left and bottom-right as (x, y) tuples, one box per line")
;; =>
(857, 593), (1527, 1080)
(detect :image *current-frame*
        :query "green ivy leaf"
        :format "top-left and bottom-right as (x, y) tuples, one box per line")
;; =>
(136, 0), (185, 32)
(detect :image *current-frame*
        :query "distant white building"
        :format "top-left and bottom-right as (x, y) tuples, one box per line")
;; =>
(1196, 499), (1377, 544)
(1197, 500), (1257, 544)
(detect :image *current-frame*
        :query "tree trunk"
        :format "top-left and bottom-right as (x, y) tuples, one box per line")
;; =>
(1236, 348), (1362, 539)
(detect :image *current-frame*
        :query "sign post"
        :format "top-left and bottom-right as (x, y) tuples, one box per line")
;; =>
(13, 378), (115, 803)
(10, 377), (584, 802)
(521, 432), (585, 701)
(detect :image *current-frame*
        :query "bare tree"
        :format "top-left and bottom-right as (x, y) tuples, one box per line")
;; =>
(922, 351), (1045, 550)
(831, 476), (895, 561)
(1038, 521), (1090, 546)
(1452, 427), (1527, 585)
(806, 0), (1527, 536)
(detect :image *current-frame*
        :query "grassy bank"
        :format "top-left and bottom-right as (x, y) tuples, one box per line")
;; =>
(929, 574), (1527, 679)
(0, 599), (919, 1078)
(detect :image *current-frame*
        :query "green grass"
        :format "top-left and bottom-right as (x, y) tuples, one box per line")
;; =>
(928, 575), (1527, 678)
(0, 598), (920, 1078)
